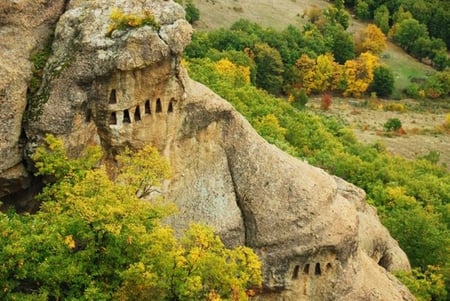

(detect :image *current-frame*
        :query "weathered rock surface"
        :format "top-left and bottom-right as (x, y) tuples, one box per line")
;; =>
(0, 0), (66, 197)
(2, 0), (414, 300)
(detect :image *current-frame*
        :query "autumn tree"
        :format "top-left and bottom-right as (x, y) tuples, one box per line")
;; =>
(312, 53), (336, 93)
(0, 135), (262, 300)
(343, 52), (379, 97)
(292, 54), (317, 94)
(356, 24), (387, 55)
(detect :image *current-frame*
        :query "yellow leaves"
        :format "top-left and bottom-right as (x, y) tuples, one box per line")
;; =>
(343, 52), (380, 98)
(215, 58), (251, 87)
(356, 24), (387, 54)
(107, 8), (159, 37)
(64, 235), (76, 249)
(385, 186), (418, 209)
(294, 53), (342, 94)
(30, 136), (263, 300)
(109, 8), (123, 22)
(208, 290), (223, 301)
(254, 114), (287, 141)
(116, 145), (171, 199)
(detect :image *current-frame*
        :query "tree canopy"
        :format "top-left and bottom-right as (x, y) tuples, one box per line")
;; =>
(0, 135), (262, 300)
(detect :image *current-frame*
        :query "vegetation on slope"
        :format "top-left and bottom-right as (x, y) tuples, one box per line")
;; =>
(0, 135), (262, 300)
(184, 54), (449, 300)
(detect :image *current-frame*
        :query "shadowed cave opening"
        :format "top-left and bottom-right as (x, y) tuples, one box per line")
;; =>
(303, 263), (310, 275)
(292, 265), (300, 280)
(123, 109), (131, 123)
(109, 89), (117, 104)
(315, 263), (321, 275)
(134, 106), (141, 121)
(145, 99), (151, 114)
(109, 112), (117, 125)
(156, 98), (162, 113)
(168, 98), (175, 113)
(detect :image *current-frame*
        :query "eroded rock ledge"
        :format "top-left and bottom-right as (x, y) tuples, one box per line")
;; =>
(1, 1), (414, 300)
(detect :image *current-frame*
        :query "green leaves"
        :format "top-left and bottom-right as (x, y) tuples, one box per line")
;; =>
(2, 137), (262, 300)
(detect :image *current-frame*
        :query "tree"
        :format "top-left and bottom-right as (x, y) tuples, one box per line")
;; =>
(293, 54), (317, 94)
(253, 43), (284, 95)
(392, 18), (428, 52)
(356, 24), (387, 55)
(312, 53), (336, 93)
(185, 0), (200, 24)
(324, 24), (356, 64)
(215, 58), (251, 88)
(343, 52), (379, 97)
(369, 65), (394, 97)
(392, 6), (413, 24)
(0, 135), (262, 300)
(323, 5), (350, 29)
(355, 0), (371, 20)
(374, 5), (390, 35)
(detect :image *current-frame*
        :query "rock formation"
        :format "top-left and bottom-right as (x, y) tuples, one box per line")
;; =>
(0, 0), (414, 300)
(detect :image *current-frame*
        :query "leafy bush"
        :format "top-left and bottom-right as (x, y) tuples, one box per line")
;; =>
(395, 267), (448, 301)
(321, 93), (332, 110)
(383, 118), (402, 131)
(369, 65), (394, 97)
(185, 0), (200, 24)
(289, 88), (309, 109)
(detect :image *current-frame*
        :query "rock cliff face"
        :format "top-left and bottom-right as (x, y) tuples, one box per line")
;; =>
(0, 0), (66, 199)
(0, 0), (414, 300)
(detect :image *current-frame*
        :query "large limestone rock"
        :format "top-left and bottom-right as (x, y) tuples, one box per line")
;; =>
(0, 0), (66, 197)
(3, 0), (413, 299)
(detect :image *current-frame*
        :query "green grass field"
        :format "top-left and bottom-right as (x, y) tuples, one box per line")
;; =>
(380, 43), (434, 99)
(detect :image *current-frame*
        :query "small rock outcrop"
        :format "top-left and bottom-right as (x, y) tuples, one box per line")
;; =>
(1, 0), (414, 300)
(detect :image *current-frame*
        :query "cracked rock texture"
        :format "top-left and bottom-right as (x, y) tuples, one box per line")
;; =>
(1, 0), (414, 300)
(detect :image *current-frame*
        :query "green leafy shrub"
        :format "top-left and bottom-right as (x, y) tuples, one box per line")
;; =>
(369, 65), (395, 97)
(185, 0), (200, 24)
(395, 267), (448, 301)
(289, 88), (309, 109)
(383, 118), (402, 132)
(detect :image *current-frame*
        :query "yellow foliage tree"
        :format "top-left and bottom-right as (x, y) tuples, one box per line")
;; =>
(293, 54), (317, 94)
(312, 53), (336, 93)
(356, 24), (387, 55)
(343, 52), (380, 97)
(215, 58), (251, 87)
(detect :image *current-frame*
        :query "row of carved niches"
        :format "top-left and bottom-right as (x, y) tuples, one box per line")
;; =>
(108, 90), (176, 126)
